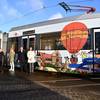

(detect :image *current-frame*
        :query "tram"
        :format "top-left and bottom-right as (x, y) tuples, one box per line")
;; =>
(8, 13), (100, 73)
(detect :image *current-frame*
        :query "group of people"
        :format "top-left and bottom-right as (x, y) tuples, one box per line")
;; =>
(0, 47), (37, 74)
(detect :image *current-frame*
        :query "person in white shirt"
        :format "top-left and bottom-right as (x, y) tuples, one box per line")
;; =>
(27, 47), (36, 74)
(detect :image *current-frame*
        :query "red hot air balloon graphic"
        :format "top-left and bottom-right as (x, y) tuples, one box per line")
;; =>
(61, 22), (89, 54)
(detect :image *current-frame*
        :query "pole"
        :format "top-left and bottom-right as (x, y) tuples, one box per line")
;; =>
(5, 32), (8, 67)
(90, 28), (95, 74)
(35, 34), (40, 56)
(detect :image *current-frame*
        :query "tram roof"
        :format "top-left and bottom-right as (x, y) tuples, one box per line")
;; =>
(10, 13), (100, 32)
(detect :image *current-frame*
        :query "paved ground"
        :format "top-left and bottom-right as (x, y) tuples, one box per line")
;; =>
(0, 69), (100, 100)
(0, 70), (69, 100)
(21, 71), (100, 100)
(39, 79), (100, 100)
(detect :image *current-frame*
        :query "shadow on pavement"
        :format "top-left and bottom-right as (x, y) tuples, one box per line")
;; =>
(0, 71), (70, 100)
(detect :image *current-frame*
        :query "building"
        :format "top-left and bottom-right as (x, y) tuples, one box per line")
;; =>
(0, 32), (7, 53)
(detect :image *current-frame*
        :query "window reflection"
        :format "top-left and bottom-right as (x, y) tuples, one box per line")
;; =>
(40, 32), (65, 50)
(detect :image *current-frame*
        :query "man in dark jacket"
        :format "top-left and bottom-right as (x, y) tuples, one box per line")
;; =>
(17, 47), (27, 72)
(0, 48), (4, 72)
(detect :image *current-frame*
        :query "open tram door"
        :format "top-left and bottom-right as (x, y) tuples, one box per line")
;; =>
(22, 35), (36, 50)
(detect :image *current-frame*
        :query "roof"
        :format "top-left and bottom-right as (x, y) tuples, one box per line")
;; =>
(10, 13), (100, 32)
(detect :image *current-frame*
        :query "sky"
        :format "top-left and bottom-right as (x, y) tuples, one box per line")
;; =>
(0, 0), (100, 32)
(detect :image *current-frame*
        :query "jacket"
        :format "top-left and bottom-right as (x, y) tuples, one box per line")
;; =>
(27, 51), (36, 63)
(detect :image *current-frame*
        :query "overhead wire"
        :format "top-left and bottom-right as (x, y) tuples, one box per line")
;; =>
(68, 0), (93, 4)
(0, 0), (94, 26)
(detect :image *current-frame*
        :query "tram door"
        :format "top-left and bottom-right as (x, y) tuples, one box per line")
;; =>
(95, 32), (100, 54)
(29, 35), (36, 50)
(22, 35), (36, 50)
(22, 36), (28, 50)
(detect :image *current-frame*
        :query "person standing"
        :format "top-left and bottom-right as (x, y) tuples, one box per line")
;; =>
(17, 47), (27, 72)
(0, 48), (4, 72)
(27, 47), (36, 74)
(9, 48), (15, 71)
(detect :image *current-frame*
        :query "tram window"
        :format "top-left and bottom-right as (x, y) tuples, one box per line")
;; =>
(55, 39), (65, 50)
(40, 33), (66, 50)
(40, 33), (58, 50)
(41, 39), (53, 50)
(8, 38), (19, 52)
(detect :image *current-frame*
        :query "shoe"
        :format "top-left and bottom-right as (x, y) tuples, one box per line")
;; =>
(12, 69), (14, 71)
(1, 70), (3, 74)
(9, 69), (12, 71)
